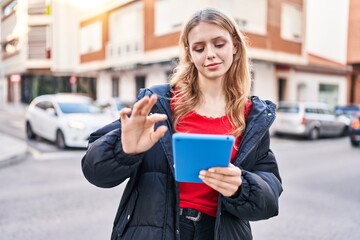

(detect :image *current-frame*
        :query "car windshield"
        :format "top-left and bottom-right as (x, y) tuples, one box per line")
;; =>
(58, 102), (101, 114)
(116, 103), (126, 110)
(277, 105), (299, 113)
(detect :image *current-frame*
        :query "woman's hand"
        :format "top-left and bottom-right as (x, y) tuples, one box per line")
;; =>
(199, 163), (242, 197)
(120, 94), (168, 155)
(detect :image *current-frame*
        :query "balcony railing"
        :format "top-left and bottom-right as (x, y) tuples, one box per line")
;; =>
(28, 0), (46, 15)
(106, 41), (143, 59)
(28, 25), (48, 59)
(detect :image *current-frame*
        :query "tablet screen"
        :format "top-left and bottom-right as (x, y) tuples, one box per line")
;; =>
(172, 133), (235, 183)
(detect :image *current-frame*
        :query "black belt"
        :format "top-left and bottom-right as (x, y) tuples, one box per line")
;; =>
(179, 208), (216, 222)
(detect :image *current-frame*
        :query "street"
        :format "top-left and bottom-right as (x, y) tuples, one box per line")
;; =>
(0, 111), (360, 239)
(252, 136), (360, 240)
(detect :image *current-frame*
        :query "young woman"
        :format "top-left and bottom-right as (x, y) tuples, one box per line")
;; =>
(82, 8), (283, 240)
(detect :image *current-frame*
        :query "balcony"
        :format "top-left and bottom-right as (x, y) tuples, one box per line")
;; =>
(28, 25), (49, 60)
(28, 0), (47, 15)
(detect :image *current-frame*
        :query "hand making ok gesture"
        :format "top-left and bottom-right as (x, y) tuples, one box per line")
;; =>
(119, 94), (168, 155)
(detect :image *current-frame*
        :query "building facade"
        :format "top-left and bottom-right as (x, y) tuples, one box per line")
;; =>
(1, 0), (358, 107)
(0, 0), (97, 106)
(347, 0), (360, 104)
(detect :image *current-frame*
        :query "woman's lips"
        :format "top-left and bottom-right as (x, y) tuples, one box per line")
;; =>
(205, 62), (221, 68)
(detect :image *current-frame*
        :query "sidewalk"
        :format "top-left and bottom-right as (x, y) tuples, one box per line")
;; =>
(0, 103), (28, 167)
(0, 133), (28, 167)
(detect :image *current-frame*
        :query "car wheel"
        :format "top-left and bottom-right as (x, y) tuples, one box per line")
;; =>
(26, 122), (36, 139)
(56, 130), (66, 149)
(351, 140), (359, 147)
(309, 128), (319, 140)
(341, 126), (350, 136)
(274, 132), (284, 137)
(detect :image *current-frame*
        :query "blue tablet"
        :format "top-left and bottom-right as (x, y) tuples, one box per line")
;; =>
(172, 133), (235, 183)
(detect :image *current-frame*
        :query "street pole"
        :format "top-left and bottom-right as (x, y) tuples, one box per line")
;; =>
(0, 63), (5, 110)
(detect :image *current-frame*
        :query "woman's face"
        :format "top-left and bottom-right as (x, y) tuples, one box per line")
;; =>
(187, 22), (236, 82)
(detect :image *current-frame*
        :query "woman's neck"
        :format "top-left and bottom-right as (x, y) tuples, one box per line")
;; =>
(196, 77), (226, 118)
(197, 75), (224, 99)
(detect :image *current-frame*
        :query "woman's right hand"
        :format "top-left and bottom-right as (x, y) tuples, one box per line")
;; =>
(119, 94), (168, 155)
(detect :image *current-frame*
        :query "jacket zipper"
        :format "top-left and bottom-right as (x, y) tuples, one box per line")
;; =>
(214, 109), (275, 240)
(154, 94), (181, 240)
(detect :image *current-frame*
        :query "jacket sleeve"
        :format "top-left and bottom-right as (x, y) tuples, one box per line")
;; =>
(81, 121), (144, 189)
(82, 89), (150, 188)
(221, 131), (283, 221)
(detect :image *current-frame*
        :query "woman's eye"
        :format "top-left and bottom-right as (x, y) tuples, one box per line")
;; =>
(215, 43), (224, 48)
(194, 48), (204, 53)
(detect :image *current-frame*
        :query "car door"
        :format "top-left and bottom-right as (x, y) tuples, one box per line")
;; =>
(30, 101), (47, 136)
(41, 101), (59, 141)
(318, 108), (338, 136)
(326, 108), (341, 135)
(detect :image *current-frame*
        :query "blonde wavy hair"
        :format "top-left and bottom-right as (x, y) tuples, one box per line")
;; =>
(170, 8), (252, 138)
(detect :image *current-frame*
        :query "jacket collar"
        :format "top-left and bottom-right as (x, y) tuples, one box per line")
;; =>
(234, 96), (276, 166)
(145, 84), (175, 176)
(147, 85), (276, 172)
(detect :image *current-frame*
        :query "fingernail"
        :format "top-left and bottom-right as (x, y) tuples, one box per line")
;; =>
(199, 170), (205, 175)
(208, 169), (215, 173)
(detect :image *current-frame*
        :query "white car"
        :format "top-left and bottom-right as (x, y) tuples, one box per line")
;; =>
(96, 98), (133, 119)
(26, 94), (115, 149)
(273, 101), (350, 140)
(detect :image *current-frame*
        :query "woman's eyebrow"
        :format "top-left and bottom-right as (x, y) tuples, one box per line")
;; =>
(191, 36), (227, 46)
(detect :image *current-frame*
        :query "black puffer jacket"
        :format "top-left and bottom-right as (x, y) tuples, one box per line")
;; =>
(81, 84), (283, 240)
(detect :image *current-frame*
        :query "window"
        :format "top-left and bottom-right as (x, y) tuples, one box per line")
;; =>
(277, 106), (299, 113)
(108, 2), (143, 57)
(2, 38), (19, 55)
(35, 101), (46, 110)
(215, 0), (267, 35)
(135, 76), (145, 95)
(28, 0), (46, 15)
(319, 84), (339, 106)
(112, 77), (119, 97)
(80, 21), (102, 54)
(58, 102), (100, 114)
(281, 3), (302, 42)
(154, 0), (202, 36)
(305, 108), (317, 114)
(2, 0), (17, 17)
(28, 25), (49, 59)
(278, 78), (286, 101)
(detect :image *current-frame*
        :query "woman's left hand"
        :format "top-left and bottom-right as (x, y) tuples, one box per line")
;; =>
(199, 163), (242, 197)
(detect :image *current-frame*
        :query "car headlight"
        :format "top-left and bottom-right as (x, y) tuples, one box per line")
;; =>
(68, 121), (86, 130)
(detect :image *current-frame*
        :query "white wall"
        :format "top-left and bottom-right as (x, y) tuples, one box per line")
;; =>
(292, 72), (347, 105)
(145, 66), (168, 88)
(252, 61), (276, 101)
(119, 72), (136, 102)
(306, 0), (349, 64)
(96, 72), (112, 100)
(51, 1), (80, 72)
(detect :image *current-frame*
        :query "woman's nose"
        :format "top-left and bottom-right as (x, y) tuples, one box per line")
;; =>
(206, 46), (216, 60)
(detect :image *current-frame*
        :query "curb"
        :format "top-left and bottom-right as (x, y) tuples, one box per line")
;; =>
(0, 150), (28, 169)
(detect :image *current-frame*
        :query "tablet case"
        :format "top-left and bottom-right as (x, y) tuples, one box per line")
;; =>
(172, 133), (235, 183)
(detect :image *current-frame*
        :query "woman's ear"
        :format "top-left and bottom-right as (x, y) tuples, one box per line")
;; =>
(233, 43), (238, 55)
(186, 47), (193, 63)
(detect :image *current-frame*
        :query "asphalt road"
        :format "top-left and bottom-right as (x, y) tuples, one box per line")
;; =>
(252, 136), (360, 240)
(0, 110), (359, 239)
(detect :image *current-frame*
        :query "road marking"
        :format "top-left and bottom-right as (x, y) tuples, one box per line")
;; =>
(27, 146), (42, 159)
(10, 121), (24, 129)
(30, 150), (85, 161)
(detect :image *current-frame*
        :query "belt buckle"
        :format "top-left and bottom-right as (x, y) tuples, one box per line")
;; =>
(185, 211), (201, 222)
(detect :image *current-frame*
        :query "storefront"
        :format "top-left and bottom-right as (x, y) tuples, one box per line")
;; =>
(7, 74), (97, 104)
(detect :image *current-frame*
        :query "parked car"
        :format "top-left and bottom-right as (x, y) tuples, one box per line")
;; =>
(273, 101), (350, 140)
(350, 117), (360, 147)
(335, 104), (360, 122)
(26, 94), (115, 149)
(95, 98), (133, 119)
